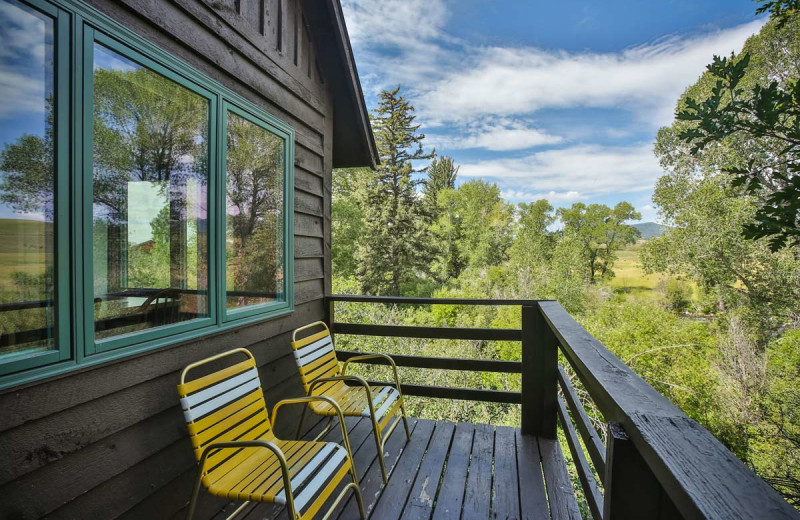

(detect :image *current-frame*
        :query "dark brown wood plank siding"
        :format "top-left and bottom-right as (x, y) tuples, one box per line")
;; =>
(0, 0), (335, 518)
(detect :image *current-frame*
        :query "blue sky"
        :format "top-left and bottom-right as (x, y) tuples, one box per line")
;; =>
(340, 0), (767, 222)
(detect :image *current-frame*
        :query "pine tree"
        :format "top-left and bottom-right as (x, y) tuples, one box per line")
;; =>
(355, 87), (433, 295)
(423, 155), (458, 216)
(423, 156), (459, 283)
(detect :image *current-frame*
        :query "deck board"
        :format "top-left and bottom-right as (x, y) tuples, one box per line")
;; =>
(462, 422), (495, 520)
(368, 419), (436, 520)
(540, 437), (583, 520)
(493, 425), (521, 519)
(430, 422), (474, 520)
(400, 421), (454, 520)
(516, 429), (550, 520)
(214, 418), (579, 520)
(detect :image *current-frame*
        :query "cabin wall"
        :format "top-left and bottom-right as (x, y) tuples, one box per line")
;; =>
(0, 1), (333, 518)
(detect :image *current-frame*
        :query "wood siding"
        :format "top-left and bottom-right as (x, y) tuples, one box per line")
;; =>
(0, 1), (334, 518)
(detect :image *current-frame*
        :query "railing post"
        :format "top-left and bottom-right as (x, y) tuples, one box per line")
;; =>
(521, 303), (557, 438)
(603, 422), (682, 520)
(324, 297), (335, 337)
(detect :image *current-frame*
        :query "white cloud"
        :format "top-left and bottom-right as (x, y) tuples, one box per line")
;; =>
(417, 20), (764, 127)
(428, 118), (563, 151)
(501, 189), (586, 203)
(341, 0), (454, 97)
(459, 144), (661, 197)
(0, 1), (51, 118)
(341, 2), (764, 211)
(341, 0), (448, 47)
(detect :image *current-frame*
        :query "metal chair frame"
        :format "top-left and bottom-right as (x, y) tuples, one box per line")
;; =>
(292, 321), (411, 484)
(180, 348), (366, 520)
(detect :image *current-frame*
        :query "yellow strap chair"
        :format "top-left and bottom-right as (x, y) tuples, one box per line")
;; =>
(177, 348), (366, 520)
(291, 321), (410, 484)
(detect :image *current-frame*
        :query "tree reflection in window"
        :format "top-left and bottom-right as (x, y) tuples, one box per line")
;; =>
(0, 0), (56, 357)
(92, 44), (209, 339)
(225, 112), (285, 309)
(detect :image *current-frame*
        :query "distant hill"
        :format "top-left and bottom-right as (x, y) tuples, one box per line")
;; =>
(633, 222), (666, 239)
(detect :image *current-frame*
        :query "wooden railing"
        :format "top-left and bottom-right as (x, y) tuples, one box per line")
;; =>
(326, 295), (799, 520)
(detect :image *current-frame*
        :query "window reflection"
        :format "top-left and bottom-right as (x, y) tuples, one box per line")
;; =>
(92, 44), (209, 340)
(225, 112), (285, 309)
(0, 0), (56, 358)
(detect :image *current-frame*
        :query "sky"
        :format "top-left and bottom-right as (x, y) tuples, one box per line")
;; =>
(340, 0), (767, 223)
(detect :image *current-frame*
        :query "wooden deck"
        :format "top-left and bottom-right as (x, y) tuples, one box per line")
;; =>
(214, 416), (581, 520)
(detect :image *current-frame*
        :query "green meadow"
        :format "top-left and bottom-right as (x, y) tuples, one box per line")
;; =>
(0, 219), (51, 289)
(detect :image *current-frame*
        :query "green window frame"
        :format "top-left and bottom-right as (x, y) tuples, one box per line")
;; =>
(219, 102), (294, 323)
(0, 0), (295, 389)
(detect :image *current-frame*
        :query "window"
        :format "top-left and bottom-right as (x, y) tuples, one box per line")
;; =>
(91, 44), (211, 343)
(0, 0), (294, 387)
(0, 0), (69, 376)
(224, 109), (287, 314)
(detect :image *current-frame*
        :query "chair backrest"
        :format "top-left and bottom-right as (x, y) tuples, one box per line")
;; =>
(177, 348), (274, 465)
(291, 321), (339, 395)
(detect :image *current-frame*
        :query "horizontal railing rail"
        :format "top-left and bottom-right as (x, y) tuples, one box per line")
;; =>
(326, 294), (799, 520)
(327, 294), (530, 405)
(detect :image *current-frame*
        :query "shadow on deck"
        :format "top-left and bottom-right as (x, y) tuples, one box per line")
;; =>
(215, 416), (578, 520)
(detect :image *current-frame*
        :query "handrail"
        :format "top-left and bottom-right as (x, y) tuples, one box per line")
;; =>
(327, 294), (540, 306)
(336, 350), (521, 373)
(538, 300), (798, 520)
(333, 322), (521, 341)
(326, 295), (799, 520)
(327, 295), (529, 405)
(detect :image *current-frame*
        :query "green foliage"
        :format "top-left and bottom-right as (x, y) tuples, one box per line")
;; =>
(557, 201), (641, 281)
(509, 199), (555, 270)
(752, 328), (800, 506)
(676, 13), (800, 250)
(355, 87), (433, 295)
(422, 155), (458, 216)
(0, 97), (54, 219)
(435, 180), (514, 275)
(656, 278), (693, 313)
(756, 0), (800, 26)
(331, 167), (368, 278)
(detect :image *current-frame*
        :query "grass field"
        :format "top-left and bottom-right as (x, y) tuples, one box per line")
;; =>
(0, 219), (51, 289)
(606, 241), (664, 299)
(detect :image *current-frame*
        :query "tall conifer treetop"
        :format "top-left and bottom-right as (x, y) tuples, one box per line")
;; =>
(355, 87), (433, 295)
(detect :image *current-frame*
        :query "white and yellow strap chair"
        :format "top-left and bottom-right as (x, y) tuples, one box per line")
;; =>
(291, 321), (410, 484)
(177, 348), (366, 520)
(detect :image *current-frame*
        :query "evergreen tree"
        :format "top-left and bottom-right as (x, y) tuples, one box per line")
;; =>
(356, 87), (433, 295)
(423, 155), (458, 216)
(423, 155), (459, 284)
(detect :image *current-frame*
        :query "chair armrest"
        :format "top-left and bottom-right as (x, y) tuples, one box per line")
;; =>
(271, 395), (345, 428)
(309, 374), (371, 393)
(341, 354), (403, 390)
(341, 353), (396, 372)
(199, 439), (285, 463)
(270, 396), (355, 461)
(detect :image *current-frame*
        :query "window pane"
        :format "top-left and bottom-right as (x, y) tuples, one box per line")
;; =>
(0, 0), (56, 359)
(92, 44), (209, 340)
(225, 112), (285, 309)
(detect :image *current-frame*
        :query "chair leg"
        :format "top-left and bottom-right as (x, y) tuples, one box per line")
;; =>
(185, 466), (204, 520)
(295, 403), (308, 439)
(400, 402), (411, 440)
(352, 481), (367, 519)
(371, 415), (388, 483)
